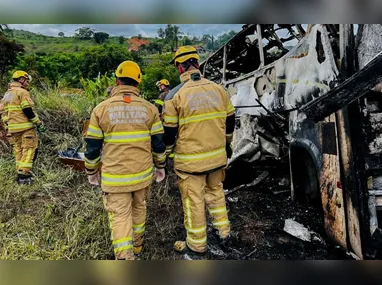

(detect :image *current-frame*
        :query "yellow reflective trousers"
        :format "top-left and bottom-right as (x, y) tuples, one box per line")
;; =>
(103, 187), (149, 260)
(11, 128), (38, 175)
(176, 168), (230, 253)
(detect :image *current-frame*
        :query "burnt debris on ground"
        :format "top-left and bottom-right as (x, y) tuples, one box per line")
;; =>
(142, 170), (350, 260)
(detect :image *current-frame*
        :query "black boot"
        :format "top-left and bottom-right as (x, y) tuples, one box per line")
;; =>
(17, 174), (34, 185)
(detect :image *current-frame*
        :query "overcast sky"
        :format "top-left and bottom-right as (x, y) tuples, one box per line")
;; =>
(8, 24), (244, 38)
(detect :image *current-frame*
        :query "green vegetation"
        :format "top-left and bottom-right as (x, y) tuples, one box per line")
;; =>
(0, 25), (240, 259)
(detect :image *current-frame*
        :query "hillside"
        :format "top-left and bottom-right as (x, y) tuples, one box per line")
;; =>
(4, 29), (128, 54)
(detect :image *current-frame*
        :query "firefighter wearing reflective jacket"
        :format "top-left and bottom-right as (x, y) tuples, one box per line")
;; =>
(154, 79), (170, 116)
(84, 60), (166, 260)
(163, 46), (236, 255)
(1, 71), (45, 185)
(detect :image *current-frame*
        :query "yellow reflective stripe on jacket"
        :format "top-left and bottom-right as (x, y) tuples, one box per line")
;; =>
(102, 167), (154, 186)
(113, 237), (133, 253)
(154, 99), (164, 106)
(20, 100), (30, 109)
(208, 206), (227, 215)
(8, 122), (34, 131)
(85, 156), (101, 168)
(174, 147), (225, 161)
(5, 104), (22, 111)
(133, 223), (145, 234)
(104, 130), (150, 143)
(227, 103), (235, 114)
(1, 115), (8, 122)
(87, 124), (103, 138)
(163, 115), (178, 124)
(179, 111), (227, 126)
(150, 121), (164, 135)
(30, 116), (40, 124)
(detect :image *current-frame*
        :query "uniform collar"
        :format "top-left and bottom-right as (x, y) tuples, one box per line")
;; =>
(180, 69), (202, 83)
(9, 82), (23, 89)
(111, 85), (140, 97)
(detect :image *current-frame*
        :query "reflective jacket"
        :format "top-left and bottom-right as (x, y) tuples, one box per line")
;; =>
(163, 70), (235, 173)
(154, 89), (169, 116)
(85, 85), (166, 193)
(1, 82), (41, 133)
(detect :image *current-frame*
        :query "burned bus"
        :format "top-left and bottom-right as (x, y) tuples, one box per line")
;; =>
(200, 24), (382, 259)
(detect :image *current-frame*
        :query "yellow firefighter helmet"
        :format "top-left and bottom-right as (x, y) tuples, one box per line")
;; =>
(115, 61), (142, 83)
(170, 46), (200, 66)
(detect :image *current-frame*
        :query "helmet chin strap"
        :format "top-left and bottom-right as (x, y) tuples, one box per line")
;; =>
(178, 60), (199, 74)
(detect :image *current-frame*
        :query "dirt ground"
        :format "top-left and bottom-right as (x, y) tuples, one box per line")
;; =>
(142, 170), (352, 260)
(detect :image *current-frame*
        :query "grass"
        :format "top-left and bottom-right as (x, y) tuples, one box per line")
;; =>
(0, 85), (186, 260)
(0, 151), (112, 260)
(0, 86), (112, 259)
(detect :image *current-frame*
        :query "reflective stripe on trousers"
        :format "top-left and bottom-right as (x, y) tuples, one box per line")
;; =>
(113, 237), (133, 253)
(133, 222), (145, 235)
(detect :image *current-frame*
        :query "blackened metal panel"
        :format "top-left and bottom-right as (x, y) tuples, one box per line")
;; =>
(321, 122), (338, 155)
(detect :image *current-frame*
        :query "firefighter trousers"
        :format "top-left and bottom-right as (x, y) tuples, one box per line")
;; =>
(103, 186), (149, 260)
(11, 128), (38, 175)
(175, 168), (230, 253)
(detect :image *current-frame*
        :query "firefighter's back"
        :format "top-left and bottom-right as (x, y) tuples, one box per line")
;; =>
(169, 73), (233, 173)
(92, 86), (158, 192)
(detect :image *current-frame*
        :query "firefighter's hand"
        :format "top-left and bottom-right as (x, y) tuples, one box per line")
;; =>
(155, 168), (166, 183)
(226, 143), (233, 159)
(88, 172), (100, 186)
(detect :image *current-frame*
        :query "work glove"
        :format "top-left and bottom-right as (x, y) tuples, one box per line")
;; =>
(226, 143), (233, 159)
(88, 172), (100, 186)
(155, 168), (166, 183)
(36, 123), (46, 133)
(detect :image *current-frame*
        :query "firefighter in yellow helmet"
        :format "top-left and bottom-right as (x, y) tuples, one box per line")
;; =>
(154, 79), (170, 117)
(1, 71), (45, 185)
(84, 60), (166, 260)
(163, 46), (236, 256)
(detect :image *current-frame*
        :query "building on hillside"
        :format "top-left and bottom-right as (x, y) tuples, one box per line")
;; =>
(127, 37), (151, 52)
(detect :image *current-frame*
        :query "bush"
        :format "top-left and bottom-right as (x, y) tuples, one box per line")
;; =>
(140, 54), (179, 101)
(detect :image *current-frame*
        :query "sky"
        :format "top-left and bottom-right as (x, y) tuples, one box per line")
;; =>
(8, 24), (244, 38)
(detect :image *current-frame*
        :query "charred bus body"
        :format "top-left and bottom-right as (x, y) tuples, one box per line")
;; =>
(201, 24), (382, 259)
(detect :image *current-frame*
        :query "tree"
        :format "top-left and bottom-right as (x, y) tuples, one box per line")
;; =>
(94, 32), (109, 44)
(74, 27), (94, 40)
(157, 28), (165, 39)
(164, 24), (182, 51)
(118, 36), (125, 44)
(182, 36), (192, 46)
(0, 34), (24, 86)
(217, 30), (237, 48)
(140, 54), (180, 101)
(58, 32), (65, 37)
(0, 24), (8, 34)
(137, 34), (143, 40)
(80, 44), (134, 79)
(172, 25), (181, 49)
